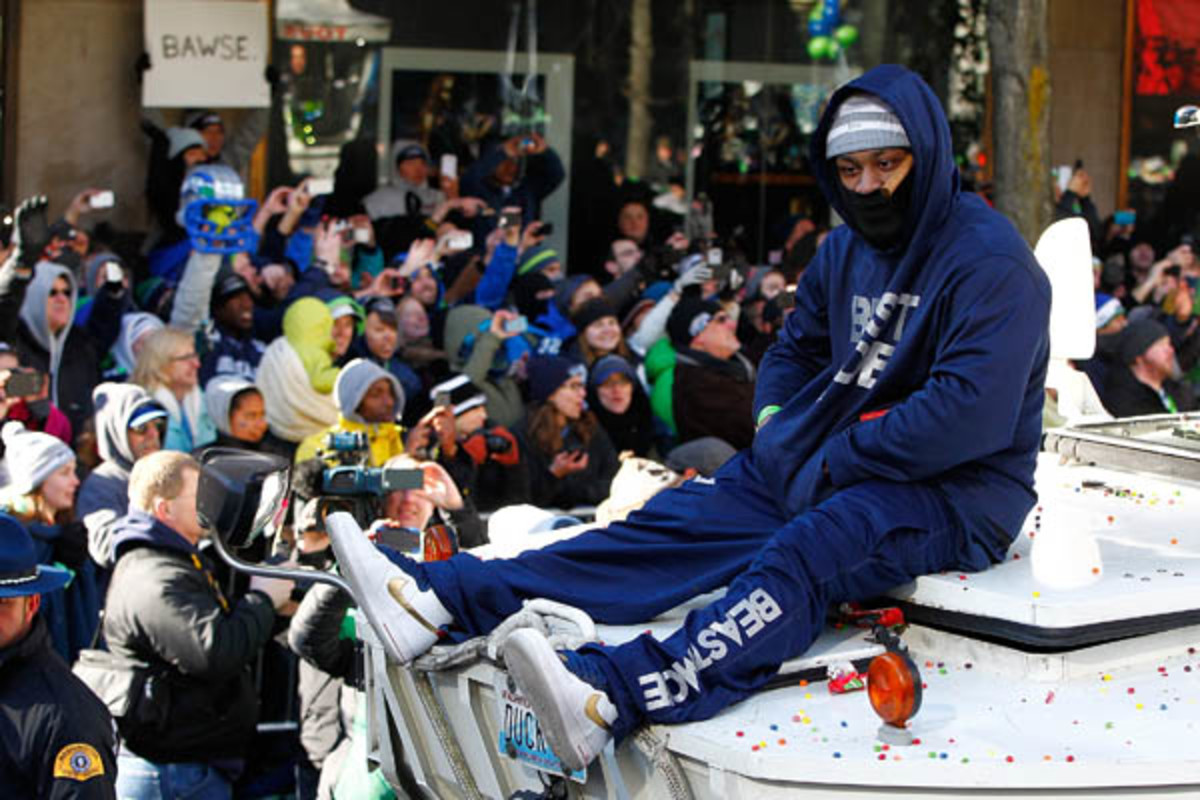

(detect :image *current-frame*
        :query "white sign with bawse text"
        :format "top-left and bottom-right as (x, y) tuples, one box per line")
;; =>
(143, 1), (270, 108)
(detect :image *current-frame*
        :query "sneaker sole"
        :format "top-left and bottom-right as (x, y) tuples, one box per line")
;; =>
(504, 630), (593, 774)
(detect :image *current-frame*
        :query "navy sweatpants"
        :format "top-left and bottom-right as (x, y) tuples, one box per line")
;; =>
(406, 452), (992, 741)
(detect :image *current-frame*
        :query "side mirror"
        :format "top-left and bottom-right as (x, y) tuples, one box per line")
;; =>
(197, 448), (290, 549)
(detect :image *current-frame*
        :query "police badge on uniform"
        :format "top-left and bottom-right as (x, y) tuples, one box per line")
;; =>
(52, 743), (105, 781)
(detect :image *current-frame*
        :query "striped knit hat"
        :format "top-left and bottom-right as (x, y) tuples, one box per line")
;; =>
(825, 94), (910, 158)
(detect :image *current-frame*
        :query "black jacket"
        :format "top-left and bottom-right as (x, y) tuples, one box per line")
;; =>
(103, 512), (275, 763)
(287, 581), (356, 769)
(1102, 364), (1195, 418)
(673, 348), (757, 451)
(519, 414), (619, 510)
(0, 617), (117, 798)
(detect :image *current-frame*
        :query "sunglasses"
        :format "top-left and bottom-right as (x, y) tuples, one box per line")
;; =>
(47, 288), (71, 299)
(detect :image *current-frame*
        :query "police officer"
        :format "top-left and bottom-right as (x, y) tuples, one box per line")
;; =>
(0, 513), (116, 798)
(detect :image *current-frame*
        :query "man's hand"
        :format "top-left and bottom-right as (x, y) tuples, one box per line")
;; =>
(674, 261), (713, 294)
(12, 195), (50, 271)
(519, 220), (547, 253)
(278, 180), (314, 235)
(550, 450), (589, 478)
(416, 461), (464, 511)
(489, 309), (522, 340)
(430, 406), (458, 457)
(311, 219), (344, 274)
(250, 571), (296, 612)
(63, 189), (108, 227)
(400, 238), (437, 278)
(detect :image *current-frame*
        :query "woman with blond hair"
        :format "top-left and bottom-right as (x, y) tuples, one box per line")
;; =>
(133, 327), (217, 452)
(0, 421), (98, 662)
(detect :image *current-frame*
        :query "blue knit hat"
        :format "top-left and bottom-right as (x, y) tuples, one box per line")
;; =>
(527, 356), (587, 405)
(518, 244), (562, 277)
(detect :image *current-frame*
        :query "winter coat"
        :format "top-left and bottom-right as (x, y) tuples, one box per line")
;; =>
(104, 512), (275, 763)
(518, 413), (619, 510)
(673, 347), (757, 451)
(0, 259), (124, 439)
(294, 359), (406, 466)
(443, 305), (525, 430)
(78, 383), (162, 568)
(0, 617), (117, 798)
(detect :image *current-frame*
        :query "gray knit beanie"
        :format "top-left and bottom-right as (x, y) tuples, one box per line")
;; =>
(825, 94), (911, 158)
(1, 422), (74, 495)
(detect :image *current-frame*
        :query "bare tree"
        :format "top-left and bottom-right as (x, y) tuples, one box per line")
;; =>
(625, 0), (653, 180)
(987, 0), (1052, 244)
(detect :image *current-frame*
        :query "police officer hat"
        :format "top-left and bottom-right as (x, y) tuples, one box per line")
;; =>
(0, 513), (70, 598)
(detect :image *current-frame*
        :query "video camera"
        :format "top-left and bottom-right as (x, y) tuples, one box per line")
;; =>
(302, 432), (425, 527)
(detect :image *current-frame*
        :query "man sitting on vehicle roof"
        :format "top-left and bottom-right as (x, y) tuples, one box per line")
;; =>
(332, 64), (1052, 773)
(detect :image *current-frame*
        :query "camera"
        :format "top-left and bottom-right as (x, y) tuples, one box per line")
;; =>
(313, 431), (424, 525)
(483, 432), (513, 455)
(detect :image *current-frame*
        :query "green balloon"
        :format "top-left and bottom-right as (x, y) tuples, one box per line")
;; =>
(834, 24), (859, 47)
(808, 35), (831, 60)
(809, 6), (824, 22)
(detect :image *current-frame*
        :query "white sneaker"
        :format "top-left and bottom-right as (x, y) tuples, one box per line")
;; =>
(503, 628), (617, 772)
(327, 512), (452, 664)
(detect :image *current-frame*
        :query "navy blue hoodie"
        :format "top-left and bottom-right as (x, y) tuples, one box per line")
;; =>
(751, 65), (1051, 560)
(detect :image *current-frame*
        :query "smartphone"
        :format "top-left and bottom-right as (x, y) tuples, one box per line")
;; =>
(104, 261), (123, 285)
(1114, 209), (1137, 226)
(353, 226), (371, 244)
(89, 190), (115, 210)
(307, 177), (334, 196)
(434, 391), (452, 409)
(539, 222), (554, 236)
(4, 369), (43, 398)
(440, 154), (458, 180)
(497, 211), (521, 230)
(502, 315), (528, 334)
(445, 230), (473, 250)
(707, 248), (723, 266)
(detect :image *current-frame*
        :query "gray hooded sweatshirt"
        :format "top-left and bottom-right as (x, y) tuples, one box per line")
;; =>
(78, 382), (161, 567)
(361, 139), (446, 221)
(334, 358), (404, 423)
(18, 261), (77, 408)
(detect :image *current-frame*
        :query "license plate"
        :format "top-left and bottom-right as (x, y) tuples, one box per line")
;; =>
(495, 675), (586, 783)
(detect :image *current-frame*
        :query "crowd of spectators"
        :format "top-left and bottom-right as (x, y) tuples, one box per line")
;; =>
(0, 108), (812, 798)
(1052, 165), (1200, 421)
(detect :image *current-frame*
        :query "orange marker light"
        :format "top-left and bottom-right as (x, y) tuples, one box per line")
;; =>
(868, 651), (923, 728)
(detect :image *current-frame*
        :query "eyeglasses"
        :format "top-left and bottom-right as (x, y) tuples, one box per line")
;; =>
(170, 352), (199, 362)
(47, 288), (71, 298)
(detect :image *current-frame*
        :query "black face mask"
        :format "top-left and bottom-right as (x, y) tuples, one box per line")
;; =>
(838, 172), (913, 251)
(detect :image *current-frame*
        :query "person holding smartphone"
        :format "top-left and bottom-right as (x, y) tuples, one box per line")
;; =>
(518, 355), (618, 510)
